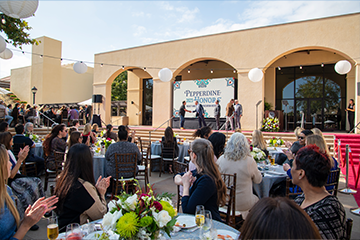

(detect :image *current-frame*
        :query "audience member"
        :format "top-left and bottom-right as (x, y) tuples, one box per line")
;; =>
(103, 124), (118, 142)
(91, 123), (99, 137)
(192, 126), (212, 139)
(72, 120), (80, 131)
(0, 122), (9, 132)
(125, 126), (136, 143)
(292, 145), (346, 239)
(10, 103), (20, 127)
(105, 125), (141, 179)
(174, 138), (226, 221)
(240, 197), (321, 239)
(161, 127), (179, 173)
(43, 124), (67, 170)
(67, 131), (83, 149)
(82, 123), (96, 146)
(251, 129), (269, 158)
(0, 100), (13, 126)
(68, 106), (79, 121)
(55, 144), (110, 231)
(208, 132), (226, 161)
(217, 133), (262, 218)
(24, 122), (34, 135)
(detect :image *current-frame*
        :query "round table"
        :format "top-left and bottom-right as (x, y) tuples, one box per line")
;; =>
(253, 164), (287, 198)
(34, 142), (44, 158)
(93, 154), (106, 180)
(151, 142), (190, 163)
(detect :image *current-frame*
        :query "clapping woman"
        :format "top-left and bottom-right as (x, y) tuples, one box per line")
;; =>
(55, 144), (110, 231)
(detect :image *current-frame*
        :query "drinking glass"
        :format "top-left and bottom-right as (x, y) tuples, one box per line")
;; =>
(269, 153), (275, 165)
(47, 216), (59, 240)
(66, 223), (82, 240)
(195, 205), (205, 227)
(201, 210), (213, 239)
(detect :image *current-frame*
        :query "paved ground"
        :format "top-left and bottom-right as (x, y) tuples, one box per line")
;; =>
(24, 173), (360, 240)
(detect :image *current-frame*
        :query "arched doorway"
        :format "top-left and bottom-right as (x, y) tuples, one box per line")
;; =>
(276, 64), (346, 131)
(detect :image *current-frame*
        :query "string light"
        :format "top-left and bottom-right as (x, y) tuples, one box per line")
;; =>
(277, 66), (281, 70)
(188, 69), (190, 73)
(321, 63), (324, 67)
(299, 65), (302, 69)
(1, 15), (5, 24)
(40, 55), (43, 58)
(210, 69), (213, 73)
(100, 63), (104, 67)
(144, 67), (147, 71)
(233, 69), (237, 73)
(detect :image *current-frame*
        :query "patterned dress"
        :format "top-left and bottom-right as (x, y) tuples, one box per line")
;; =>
(295, 194), (346, 239)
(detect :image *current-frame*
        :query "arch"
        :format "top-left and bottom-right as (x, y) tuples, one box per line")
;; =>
(263, 46), (357, 71)
(105, 66), (154, 85)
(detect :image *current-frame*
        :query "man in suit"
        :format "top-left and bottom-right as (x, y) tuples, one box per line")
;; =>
(225, 99), (234, 130)
(179, 101), (191, 130)
(214, 100), (221, 130)
(193, 101), (206, 128)
(234, 99), (243, 129)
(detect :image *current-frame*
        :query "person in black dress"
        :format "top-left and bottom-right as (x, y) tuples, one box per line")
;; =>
(346, 99), (355, 133)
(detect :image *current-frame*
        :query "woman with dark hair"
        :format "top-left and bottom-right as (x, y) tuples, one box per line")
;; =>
(282, 129), (313, 166)
(292, 145), (346, 239)
(346, 99), (355, 132)
(192, 126), (212, 139)
(240, 197), (321, 239)
(0, 132), (45, 227)
(208, 132), (226, 161)
(0, 122), (9, 132)
(11, 103), (20, 127)
(125, 126), (136, 143)
(174, 138), (227, 221)
(161, 127), (179, 173)
(103, 124), (117, 142)
(55, 144), (110, 231)
(42, 124), (67, 170)
(67, 131), (83, 149)
(0, 144), (58, 240)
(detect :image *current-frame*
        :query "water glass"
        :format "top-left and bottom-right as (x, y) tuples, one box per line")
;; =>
(201, 210), (213, 239)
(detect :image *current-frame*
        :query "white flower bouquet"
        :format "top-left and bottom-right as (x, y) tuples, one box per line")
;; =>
(250, 147), (267, 162)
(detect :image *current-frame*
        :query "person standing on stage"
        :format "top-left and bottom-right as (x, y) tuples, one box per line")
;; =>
(225, 99), (234, 131)
(346, 99), (355, 133)
(214, 100), (221, 130)
(179, 101), (191, 130)
(193, 101), (206, 128)
(234, 99), (243, 129)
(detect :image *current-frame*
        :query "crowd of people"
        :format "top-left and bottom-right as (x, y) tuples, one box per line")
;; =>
(0, 118), (349, 239)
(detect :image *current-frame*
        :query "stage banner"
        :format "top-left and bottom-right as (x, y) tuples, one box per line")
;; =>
(173, 77), (235, 118)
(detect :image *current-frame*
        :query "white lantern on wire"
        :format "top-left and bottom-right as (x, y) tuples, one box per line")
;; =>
(73, 61), (88, 74)
(0, 36), (6, 54)
(0, 0), (39, 19)
(0, 48), (13, 59)
(334, 60), (352, 75)
(248, 68), (263, 82)
(158, 68), (173, 82)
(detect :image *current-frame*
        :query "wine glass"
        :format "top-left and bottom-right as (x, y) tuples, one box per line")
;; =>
(66, 223), (82, 240)
(195, 205), (205, 227)
(47, 216), (59, 240)
(200, 210), (213, 239)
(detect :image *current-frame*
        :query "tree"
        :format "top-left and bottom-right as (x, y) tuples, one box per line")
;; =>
(111, 71), (127, 101)
(0, 13), (38, 48)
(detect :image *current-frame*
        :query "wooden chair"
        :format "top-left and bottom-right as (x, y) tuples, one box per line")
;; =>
(112, 152), (138, 197)
(325, 168), (340, 196)
(220, 173), (241, 228)
(137, 137), (147, 157)
(137, 145), (150, 191)
(138, 139), (161, 177)
(159, 142), (178, 177)
(44, 150), (65, 191)
(12, 142), (37, 176)
(345, 218), (353, 240)
(174, 160), (189, 213)
(285, 177), (303, 198)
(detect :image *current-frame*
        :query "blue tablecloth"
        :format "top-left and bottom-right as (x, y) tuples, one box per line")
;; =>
(151, 142), (190, 163)
(34, 142), (43, 158)
(253, 164), (287, 198)
(93, 154), (106, 180)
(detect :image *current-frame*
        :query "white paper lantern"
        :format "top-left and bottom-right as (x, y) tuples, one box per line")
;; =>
(158, 68), (173, 82)
(73, 61), (88, 74)
(0, 0), (39, 19)
(0, 36), (6, 54)
(334, 60), (352, 75)
(0, 48), (13, 59)
(248, 68), (263, 82)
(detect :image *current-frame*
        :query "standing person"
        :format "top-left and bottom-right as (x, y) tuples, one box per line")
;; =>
(214, 100), (221, 130)
(0, 100), (13, 126)
(85, 104), (92, 124)
(234, 99), (243, 129)
(179, 101), (191, 130)
(346, 99), (355, 133)
(225, 99), (234, 131)
(193, 101), (206, 128)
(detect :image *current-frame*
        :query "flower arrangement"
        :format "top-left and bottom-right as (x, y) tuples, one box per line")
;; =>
(98, 181), (177, 240)
(267, 137), (284, 147)
(96, 137), (115, 150)
(261, 117), (280, 132)
(250, 147), (266, 162)
(25, 133), (40, 142)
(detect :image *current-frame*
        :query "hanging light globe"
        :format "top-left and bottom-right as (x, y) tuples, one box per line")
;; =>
(73, 61), (88, 74)
(158, 68), (173, 82)
(0, 0), (39, 19)
(248, 68), (264, 82)
(0, 36), (6, 54)
(0, 48), (13, 59)
(334, 60), (352, 75)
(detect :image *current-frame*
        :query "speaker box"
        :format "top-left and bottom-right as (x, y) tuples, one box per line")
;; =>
(92, 94), (103, 103)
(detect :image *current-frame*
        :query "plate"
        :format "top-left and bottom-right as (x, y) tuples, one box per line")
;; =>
(175, 215), (197, 229)
(84, 231), (102, 239)
(217, 229), (238, 240)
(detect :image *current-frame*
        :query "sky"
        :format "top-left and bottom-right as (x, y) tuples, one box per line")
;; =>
(0, 0), (359, 78)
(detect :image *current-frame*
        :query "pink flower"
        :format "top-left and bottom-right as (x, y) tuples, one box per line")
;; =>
(107, 138), (111, 141)
(152, 201), (163, 211)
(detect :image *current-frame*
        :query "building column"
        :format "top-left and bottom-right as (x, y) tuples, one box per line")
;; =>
(152, 78), (172, 127)
(127, 71), (142, 126)
(237, 71), (264, 130)
(355, 64), (360, 133)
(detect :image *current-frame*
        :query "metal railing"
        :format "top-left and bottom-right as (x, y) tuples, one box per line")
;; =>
(38, 111), (57, 134)
(148, 116), (174, 147)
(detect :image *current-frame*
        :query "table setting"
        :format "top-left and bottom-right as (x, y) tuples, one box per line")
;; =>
(151, 139), (190, 163)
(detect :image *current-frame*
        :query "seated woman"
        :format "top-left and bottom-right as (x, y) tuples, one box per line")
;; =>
(43, 124), (68, 170)
(0, 143), (58, 240)
(24, 122), (34, 135)
(161, 127), (179, 173)
(0, 122), (9, 132)
(103, 124), (118, 142)
(240, 197), (321, 239)
(11, 103), (20, 127)
(125, 126), (136, 143)
(55, 144), (110, 231)
(67, 131), (83, 149)
(251, 129), (269, 158)
(292, 145), (346, 239)
(192, 126), (212, 139)
(105, 125), (141, 179)
(0, 132), (45, 223)
(174, 138), (226, 222)
(91, 123), (99, 137)
(82, 123), (96, 146)
(217, 133), (262, 219)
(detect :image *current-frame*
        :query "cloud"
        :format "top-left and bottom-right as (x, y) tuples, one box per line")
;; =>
(157, 1), (199, 23)
(133, 25), (147, 37)
(131, 11), (151, 18)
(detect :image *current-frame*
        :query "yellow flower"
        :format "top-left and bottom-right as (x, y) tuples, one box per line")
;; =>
(116, 212), (139, 238)
(160, 200), (175, 218)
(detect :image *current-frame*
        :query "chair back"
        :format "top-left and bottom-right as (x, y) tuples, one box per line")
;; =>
(285, 177), (303, 198)
(114, 152), (138, 179)
(220, 173), (237, 228)
(175, 161), (189, 212)
(325, 168), (340, 196)
(161, 142), (177, 160)
(137, 136), (143, 153)
(54, 150), (65, 175)
(345, 218), (353, 240)
(12, 142), (25, 159)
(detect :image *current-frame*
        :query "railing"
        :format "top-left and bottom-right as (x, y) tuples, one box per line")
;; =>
(219, 113), (234, 139)
(38, 111), (57, 134)
(148, 116), (174, 148)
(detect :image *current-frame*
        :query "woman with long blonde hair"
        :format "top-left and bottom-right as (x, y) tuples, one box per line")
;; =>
(82, 123), (96, 146)
(174, 138), (226, 221)
(251, 130), (269, 158)
(0, 144), (58, 239)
